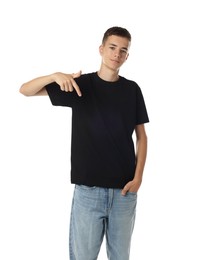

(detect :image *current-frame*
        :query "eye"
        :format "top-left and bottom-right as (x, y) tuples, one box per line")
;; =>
(121, 49), (127, 54)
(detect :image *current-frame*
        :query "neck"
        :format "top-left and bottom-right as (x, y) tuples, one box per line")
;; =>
(97, 69), (119, 82)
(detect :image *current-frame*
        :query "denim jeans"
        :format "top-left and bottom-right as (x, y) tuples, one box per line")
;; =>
(69, 185), (137, 260)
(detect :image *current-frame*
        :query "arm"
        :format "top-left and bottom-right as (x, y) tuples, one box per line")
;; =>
(19, 71), (82, 97)
(122, 124), (148, 195)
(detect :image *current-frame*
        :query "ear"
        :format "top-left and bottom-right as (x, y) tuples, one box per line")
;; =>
(125, 53), (129, 61)
(99, 45), (103, 55)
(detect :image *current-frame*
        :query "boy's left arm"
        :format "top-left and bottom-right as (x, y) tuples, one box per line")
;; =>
(121, 124), (148, 195)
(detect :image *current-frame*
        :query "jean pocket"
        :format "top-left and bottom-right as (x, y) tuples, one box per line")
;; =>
(126, 191), (137, 200)
(127, 191), (137, 195)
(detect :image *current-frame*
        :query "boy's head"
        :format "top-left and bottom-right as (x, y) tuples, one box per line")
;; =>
(102, 26), (131, 45)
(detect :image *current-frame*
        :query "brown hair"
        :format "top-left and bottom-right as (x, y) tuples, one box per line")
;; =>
(102, 26), (131, 44)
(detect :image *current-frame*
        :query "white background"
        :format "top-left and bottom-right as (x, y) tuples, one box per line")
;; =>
(0, 0), (197, 259)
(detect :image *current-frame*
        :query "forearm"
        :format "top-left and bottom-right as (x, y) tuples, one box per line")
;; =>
(121, 129), (148, 195)
(134, 133), (148, 181)
(19, 74), (55, 96)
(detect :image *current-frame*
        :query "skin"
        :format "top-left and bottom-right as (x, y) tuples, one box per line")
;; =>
(19, 35), (148, 195)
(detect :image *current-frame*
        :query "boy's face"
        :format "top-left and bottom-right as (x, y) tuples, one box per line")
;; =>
(99, 35), (130, 71)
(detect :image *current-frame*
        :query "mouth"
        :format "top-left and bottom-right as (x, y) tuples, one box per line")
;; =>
(111, 59), (120, 64)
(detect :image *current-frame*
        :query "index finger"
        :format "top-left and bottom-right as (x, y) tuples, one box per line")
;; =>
(71, 78), (82, 97)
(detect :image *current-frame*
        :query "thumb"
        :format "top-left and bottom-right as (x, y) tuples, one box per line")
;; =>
(121, 184), (129, 196)
(72, 70), (82, 79)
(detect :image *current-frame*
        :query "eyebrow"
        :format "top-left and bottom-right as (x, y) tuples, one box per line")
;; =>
(109, 43), (128, 51)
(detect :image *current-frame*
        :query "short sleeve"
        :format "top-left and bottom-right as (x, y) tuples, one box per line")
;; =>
(136, 86), (149, 125)
(45, 82), (77, 107)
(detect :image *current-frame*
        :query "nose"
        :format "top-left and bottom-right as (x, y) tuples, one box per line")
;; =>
(114, 50), (120, 58)
(114, 52), (120, 58)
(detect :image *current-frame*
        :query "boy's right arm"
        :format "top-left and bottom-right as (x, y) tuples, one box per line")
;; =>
(19, 71), (82, 97)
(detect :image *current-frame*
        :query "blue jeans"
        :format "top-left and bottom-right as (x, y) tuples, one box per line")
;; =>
(69, 185), (137, 260)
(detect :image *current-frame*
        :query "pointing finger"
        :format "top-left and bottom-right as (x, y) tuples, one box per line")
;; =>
(71, 79), (82, 97)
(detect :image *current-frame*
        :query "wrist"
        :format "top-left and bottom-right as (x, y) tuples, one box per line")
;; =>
(133, 176), (142, 183)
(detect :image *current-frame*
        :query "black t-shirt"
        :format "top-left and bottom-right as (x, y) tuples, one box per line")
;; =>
(46, 72), (149, 189)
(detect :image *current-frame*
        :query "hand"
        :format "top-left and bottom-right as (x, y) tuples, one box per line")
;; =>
(53, 70), (82, 96)
(121, 178), (142, 196)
